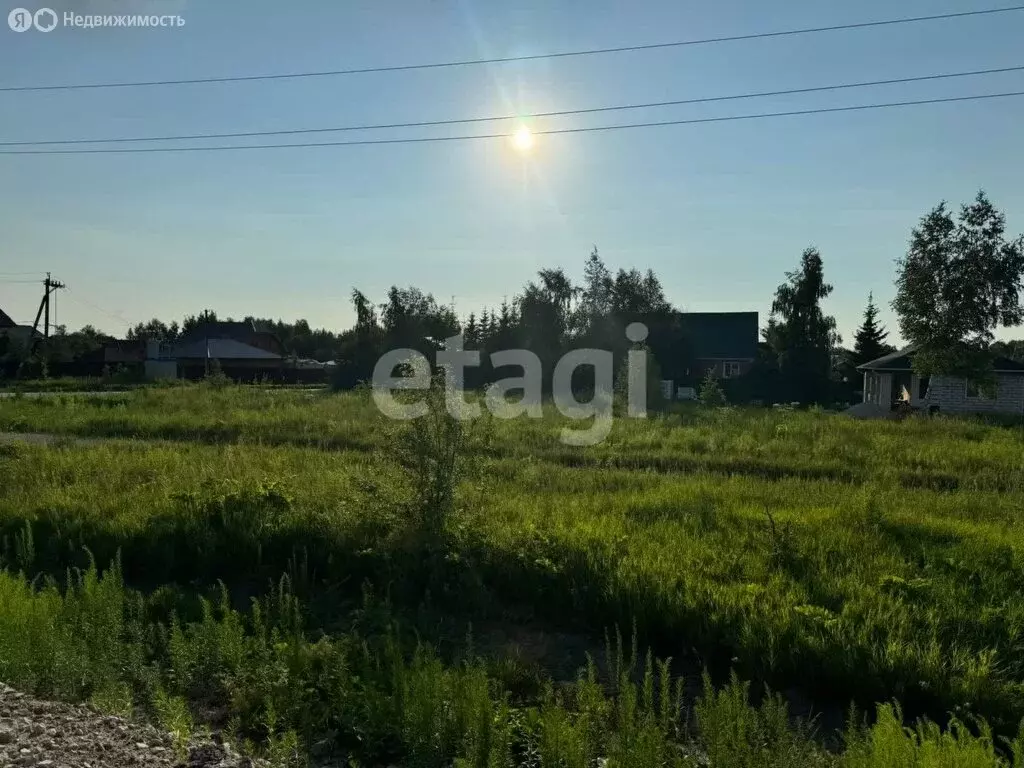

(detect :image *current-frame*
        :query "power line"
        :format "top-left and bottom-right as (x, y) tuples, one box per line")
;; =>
(2, 90), (1022, 155)
(2, 6), (1022, 93)
(64, 288), (133, 327)
(5, 64), (1023, 147)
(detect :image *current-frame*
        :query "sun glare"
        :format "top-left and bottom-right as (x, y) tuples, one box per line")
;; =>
(512, 126), (535, 152)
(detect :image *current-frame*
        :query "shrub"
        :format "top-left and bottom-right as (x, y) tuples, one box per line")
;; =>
(393, 375), (486, 554)
(204, 358), (231, 387)
(614, 345), (667, 415)
(16, 356), (47, 381)
(698, 368), (727, 408)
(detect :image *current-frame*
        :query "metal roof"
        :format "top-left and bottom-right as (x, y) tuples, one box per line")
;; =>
(172, 338), (282, 360)
(679, 312), (759, 360)
(857, 345), (1024, 373)
(856, 346), (917, 371)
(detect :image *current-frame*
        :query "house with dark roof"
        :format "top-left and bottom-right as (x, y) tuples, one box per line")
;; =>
(102, 320), (287, 380)
(858, 346), (1024, 415)
(173, 320), (285, 378)
(0, 306), (39, 347)
(678, 311), (759, 380)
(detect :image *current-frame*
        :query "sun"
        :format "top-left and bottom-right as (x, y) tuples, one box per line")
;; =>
(512, 125), (535, 152)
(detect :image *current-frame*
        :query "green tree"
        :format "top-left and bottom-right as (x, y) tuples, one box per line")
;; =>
(463, 313), (479, 348)
(611, 267), (671, 317)
(893, 192), (1024, 381)
(493, 299), (519, 350)
(333, 289), (383, 389)
(517, 270), (578, 390)
(39, 324), (114, 364)
(852, 293), (894, 366)
(579, 248), (614, 332)
(768, 248), (839, 405)
(993, 339), (1024, 363)
(381, 286), (458, 354)
(181, 309), (219, 335)
(127, 319), (180, 342)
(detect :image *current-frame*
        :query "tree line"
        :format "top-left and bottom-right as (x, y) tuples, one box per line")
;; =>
(3, 191), (1022, 404)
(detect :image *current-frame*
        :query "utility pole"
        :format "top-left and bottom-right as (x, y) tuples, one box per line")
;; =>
(31, 272), (67, 339)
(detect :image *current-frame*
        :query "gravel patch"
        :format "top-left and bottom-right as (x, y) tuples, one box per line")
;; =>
(0, 683), (265, 768)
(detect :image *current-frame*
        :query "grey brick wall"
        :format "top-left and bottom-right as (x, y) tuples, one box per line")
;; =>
(927, 374), (1024, 415)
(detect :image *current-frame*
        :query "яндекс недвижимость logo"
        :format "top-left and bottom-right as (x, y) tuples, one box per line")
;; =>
(8, 7), (57, 32)
(8, 7), (184, 31)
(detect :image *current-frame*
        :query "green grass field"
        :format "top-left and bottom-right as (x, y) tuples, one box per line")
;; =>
(2, 385), (1024, 765)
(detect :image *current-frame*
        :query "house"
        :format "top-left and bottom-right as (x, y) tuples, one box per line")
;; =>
(173, 337), (284, 379)
(173, 321), (285, 379)
(102, 320), (287, 380)
(0, 306), (39, 348)
(678, 312), (759, 379)
(858, 346), (1024, 416)
(651, 311), (758, 400)
(104, 339), (147, 365)
(176, 321), (285, 357)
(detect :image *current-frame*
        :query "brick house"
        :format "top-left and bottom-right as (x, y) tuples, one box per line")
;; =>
(858, 346), (1024, 416)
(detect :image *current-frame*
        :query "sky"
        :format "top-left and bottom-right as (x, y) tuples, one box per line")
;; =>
(2, 0), (1024, 345)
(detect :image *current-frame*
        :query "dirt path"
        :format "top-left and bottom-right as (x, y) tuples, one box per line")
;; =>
(0, 391), (130, 399)
(0, 432), (109, 447)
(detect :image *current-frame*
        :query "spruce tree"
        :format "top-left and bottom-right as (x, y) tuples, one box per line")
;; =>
(698, 367), (727, 408)
(853, 293), (892, 366)
(479, 309), (492, 346)
(464, 313), (479, 349)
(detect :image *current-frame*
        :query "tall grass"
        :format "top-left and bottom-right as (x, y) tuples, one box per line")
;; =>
(4, 559), (1024, 767)
(3, 388), (1024, 749)
(1, 387), (1021, 489)
(3, 429), (1024, 730)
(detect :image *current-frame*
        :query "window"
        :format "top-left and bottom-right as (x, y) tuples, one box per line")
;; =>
(965, 380), (994, 400)
(723, 361), (742, 379)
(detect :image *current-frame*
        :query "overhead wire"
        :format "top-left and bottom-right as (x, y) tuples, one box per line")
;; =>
(2, 90), (1022, 155)
(63, 288), (133, 327)
(1, 6), (1021, 92)
(3, 64), (1023, 147)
